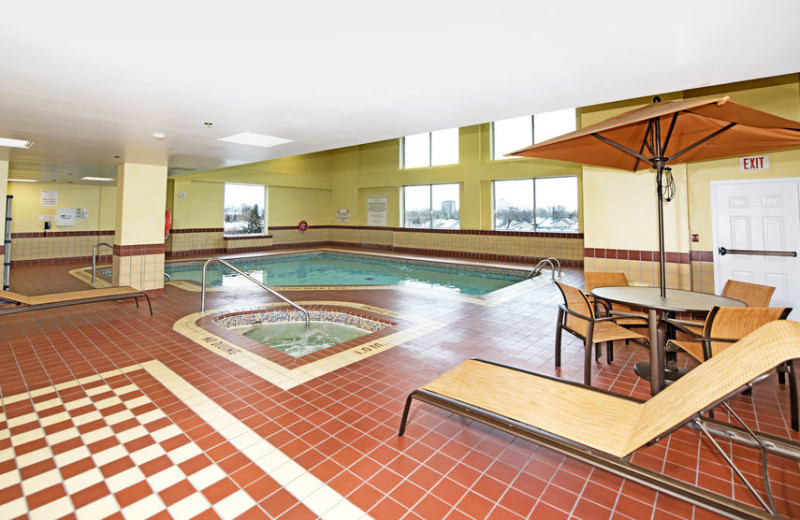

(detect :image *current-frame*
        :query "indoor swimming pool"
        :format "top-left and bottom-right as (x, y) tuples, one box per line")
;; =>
(163, 251), (527, 295)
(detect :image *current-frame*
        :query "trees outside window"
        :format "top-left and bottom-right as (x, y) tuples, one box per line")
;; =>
(224, 183), (266, 236)
(494, 177), (578, 232)
(403, 183), (460, 229)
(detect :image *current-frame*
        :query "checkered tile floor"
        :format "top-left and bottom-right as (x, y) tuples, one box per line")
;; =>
(1, 368), (260, 519)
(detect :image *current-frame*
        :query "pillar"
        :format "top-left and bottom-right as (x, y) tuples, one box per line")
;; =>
(113, 163), (167, 294)
(0, 160), (8, 286)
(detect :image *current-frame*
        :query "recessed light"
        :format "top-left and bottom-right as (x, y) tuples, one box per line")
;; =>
(152, 132), (167, 140)
(219, 132), (292, 148)
(8, 178), (37, 183)
(0, 137), (33, 149)
(80, 176), (114, 182)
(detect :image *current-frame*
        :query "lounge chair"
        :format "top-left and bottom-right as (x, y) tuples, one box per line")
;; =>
(399, 321), (800, 520)
(665, 306), (795, 431)
(0, 286), (152, 316)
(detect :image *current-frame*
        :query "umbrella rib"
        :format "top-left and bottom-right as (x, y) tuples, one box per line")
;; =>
(666, 122), (737, 162)
(662, 113), (679, 156)
(591, 134), (651, 165)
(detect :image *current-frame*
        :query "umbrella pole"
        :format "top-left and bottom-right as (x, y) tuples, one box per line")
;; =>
(651, 109), (668, 298)
(656, 168), (667, 298)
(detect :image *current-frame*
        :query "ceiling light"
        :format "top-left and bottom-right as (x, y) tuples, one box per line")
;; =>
(80, 176), (114, 182)
(8, 178), (37, 183)
(219, 132), (292, 148)
(0, 137), (33, 149)
(152, 132), (167, 140)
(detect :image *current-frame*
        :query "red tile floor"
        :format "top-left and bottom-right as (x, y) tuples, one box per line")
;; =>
(0, 253), (798, 519)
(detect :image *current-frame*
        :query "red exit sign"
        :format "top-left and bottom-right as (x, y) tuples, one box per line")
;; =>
(739, 155), (769, 171)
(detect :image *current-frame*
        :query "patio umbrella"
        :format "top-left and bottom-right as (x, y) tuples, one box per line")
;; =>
(508, 96), (800, 296)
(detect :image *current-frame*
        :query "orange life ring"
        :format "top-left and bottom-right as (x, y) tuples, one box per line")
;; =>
(298, 220), (308, 232)
(165, 208), (172, 239)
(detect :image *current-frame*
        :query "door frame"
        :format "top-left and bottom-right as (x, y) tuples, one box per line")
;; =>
(710, 177), (800, 295)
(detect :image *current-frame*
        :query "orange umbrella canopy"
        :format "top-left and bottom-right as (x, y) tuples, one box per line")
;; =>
(509, 96), (800, 170)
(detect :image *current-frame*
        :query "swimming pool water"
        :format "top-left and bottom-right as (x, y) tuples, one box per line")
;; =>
(165, 252), (525, 295)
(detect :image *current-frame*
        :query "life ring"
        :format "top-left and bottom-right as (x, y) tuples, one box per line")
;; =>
(298, 220), (309, 232)
(165, 208), (172, 239)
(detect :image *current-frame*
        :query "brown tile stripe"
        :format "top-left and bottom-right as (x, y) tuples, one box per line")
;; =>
(584, 248), (715, 264)
(114, 243), (165, 257)
(170, 228), (224, 234)
(166, 241), (584, 266)
(224, 234), (273, 241)
(11, 230), (114, 238)
(269, 225), (584, 239)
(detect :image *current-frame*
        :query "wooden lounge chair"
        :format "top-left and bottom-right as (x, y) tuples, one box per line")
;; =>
(555, 281), (647, 384)
(399, 321), (800, 520)
(0, 286), (152, 316)
(666, 306), (795, 431)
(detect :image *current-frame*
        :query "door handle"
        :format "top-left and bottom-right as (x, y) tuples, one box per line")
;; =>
(718, 247), (797, 257)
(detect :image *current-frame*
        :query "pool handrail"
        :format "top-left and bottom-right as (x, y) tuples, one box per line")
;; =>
(199, 257), (310, 327)
(528, 257), (562, 281)
(91, 242), (114, 283)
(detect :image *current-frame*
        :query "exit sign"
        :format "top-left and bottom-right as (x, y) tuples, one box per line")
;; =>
(740, 156), (769, 171)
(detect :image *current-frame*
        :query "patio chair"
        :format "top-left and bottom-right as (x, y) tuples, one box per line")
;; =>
(679, 280), (776, 336)
(665, 306), (796, 431)
(584, 272), (648, 359)
(399, 320), (800, 520)
(555, 281), (647, 385)
(0, 286), (152, 316)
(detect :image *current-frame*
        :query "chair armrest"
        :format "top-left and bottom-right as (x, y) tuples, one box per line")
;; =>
(661, 317), (704, 338)
(558, 304), (592, 323)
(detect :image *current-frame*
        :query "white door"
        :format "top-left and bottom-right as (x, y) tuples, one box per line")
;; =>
(711, 178), (800, 320)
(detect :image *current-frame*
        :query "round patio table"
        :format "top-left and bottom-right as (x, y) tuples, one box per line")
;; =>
(591, 286), (745, 395)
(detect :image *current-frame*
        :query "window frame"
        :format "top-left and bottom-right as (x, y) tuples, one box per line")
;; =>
(402, 182), (460, 229)
(401, 128), (459, 169)
(491, 109), (577, 161)
(492, 175), (578, 233)
(222, 182), (267, 237)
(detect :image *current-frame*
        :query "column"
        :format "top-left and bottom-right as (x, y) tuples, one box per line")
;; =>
(0, 160), (8, 287)
(113, 163), (167, 294)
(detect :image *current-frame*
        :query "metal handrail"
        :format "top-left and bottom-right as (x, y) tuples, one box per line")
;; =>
(528, 257), (562, 281)
(91, 242), (113, 283)
(200, 257), (310, 327)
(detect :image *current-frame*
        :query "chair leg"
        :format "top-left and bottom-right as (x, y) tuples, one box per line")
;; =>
(584, 337), (593, 386)
(555, 308), (564, 368)
(606, 341), (614, 363)
(787, 360), (798, 432)
(595, 342), (601, 361)
(778, 370), (786, 385)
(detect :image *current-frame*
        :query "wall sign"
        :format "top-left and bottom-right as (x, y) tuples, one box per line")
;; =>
(41, 190), (57, 206)
(367, 197), (387, 226)
(739, 156), (769, 171)
(56, 208), (76, 226)
(337, 209), (350, 222)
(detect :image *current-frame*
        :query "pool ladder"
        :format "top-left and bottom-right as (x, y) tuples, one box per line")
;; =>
(199, 257), (310, 327)
(528, 257), (562, 281)
(91, 242), (114, 283)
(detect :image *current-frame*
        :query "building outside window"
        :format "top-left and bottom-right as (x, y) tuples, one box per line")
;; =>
(402, 128), (459, 168)
(492, 108), (576, 160)
(403, 183), (460, 229)
(223, 183), (266, 235)
(493, 176), (578, 232)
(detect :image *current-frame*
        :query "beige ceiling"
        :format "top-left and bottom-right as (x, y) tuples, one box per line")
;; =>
(1, 1), (799, 185)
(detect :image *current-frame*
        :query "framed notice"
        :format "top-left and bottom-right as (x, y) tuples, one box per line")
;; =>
(56, 208), (76, 226)
(367, 196), (387, 226)
(336, 209), (350, 222)
(41, 190), (57, 206)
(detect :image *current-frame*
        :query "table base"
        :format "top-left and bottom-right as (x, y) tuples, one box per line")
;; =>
(634, 361), (688, 384)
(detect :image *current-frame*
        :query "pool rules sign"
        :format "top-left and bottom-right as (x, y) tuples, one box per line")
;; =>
(740, 155), (769, 172)
(367, 196), (387, 226)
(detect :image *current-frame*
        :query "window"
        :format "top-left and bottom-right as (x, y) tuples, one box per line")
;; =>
(223, 183), (266, 236)
(402, 128), (459, 168)
(403, 183), (460, 229)
(492, 108), (576, 160)
(493, 176), (578, 232)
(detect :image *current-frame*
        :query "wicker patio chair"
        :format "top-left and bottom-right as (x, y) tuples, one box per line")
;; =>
(555, 281), (647, 385)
